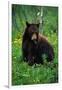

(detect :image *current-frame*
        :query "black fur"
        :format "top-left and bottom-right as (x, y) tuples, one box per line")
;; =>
(22, 22), (54, 66)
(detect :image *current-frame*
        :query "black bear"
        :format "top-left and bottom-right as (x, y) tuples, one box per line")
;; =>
(22, 22), (54, 66)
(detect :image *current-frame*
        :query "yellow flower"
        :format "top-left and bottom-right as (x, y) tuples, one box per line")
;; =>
(14, 40), (17, 44)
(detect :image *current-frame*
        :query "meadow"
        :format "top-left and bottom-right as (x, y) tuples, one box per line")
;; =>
(12, 5), (58, 85)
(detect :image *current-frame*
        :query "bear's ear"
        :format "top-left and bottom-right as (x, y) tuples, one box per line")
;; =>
(26, 21), (30, 26)
(36, 23), (40, 28)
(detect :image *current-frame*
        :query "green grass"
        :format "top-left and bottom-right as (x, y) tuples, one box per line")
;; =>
(12, 36), (58, 85)
(12, 33), (58, 85)
(12, 5), (58, 85)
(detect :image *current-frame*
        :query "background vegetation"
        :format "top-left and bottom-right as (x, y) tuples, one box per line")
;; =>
(12, 4), (58, 85)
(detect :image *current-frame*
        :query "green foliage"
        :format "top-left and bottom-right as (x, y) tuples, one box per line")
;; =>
(12, 5), (58, 85)
(43, 7), (58, 35)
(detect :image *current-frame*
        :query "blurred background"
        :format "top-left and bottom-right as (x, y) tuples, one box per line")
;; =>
(12, 4), (58, 85)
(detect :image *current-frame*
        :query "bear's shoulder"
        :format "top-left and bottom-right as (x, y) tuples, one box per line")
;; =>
(38, 33), (48, 42)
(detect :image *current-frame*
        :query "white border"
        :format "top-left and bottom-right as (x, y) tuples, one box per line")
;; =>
(8, 0), (62, 89)
(8, 1), (12, 88)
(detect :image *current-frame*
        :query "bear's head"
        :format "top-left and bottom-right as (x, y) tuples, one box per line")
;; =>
(25, 22), (40, 44)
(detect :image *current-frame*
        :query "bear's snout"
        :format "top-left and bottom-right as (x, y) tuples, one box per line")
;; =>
(31, 34), (38, 44)
(31, 34), (37, 40)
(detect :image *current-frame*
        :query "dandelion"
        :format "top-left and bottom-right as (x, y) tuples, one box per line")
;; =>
(14, 40), (17, 44)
